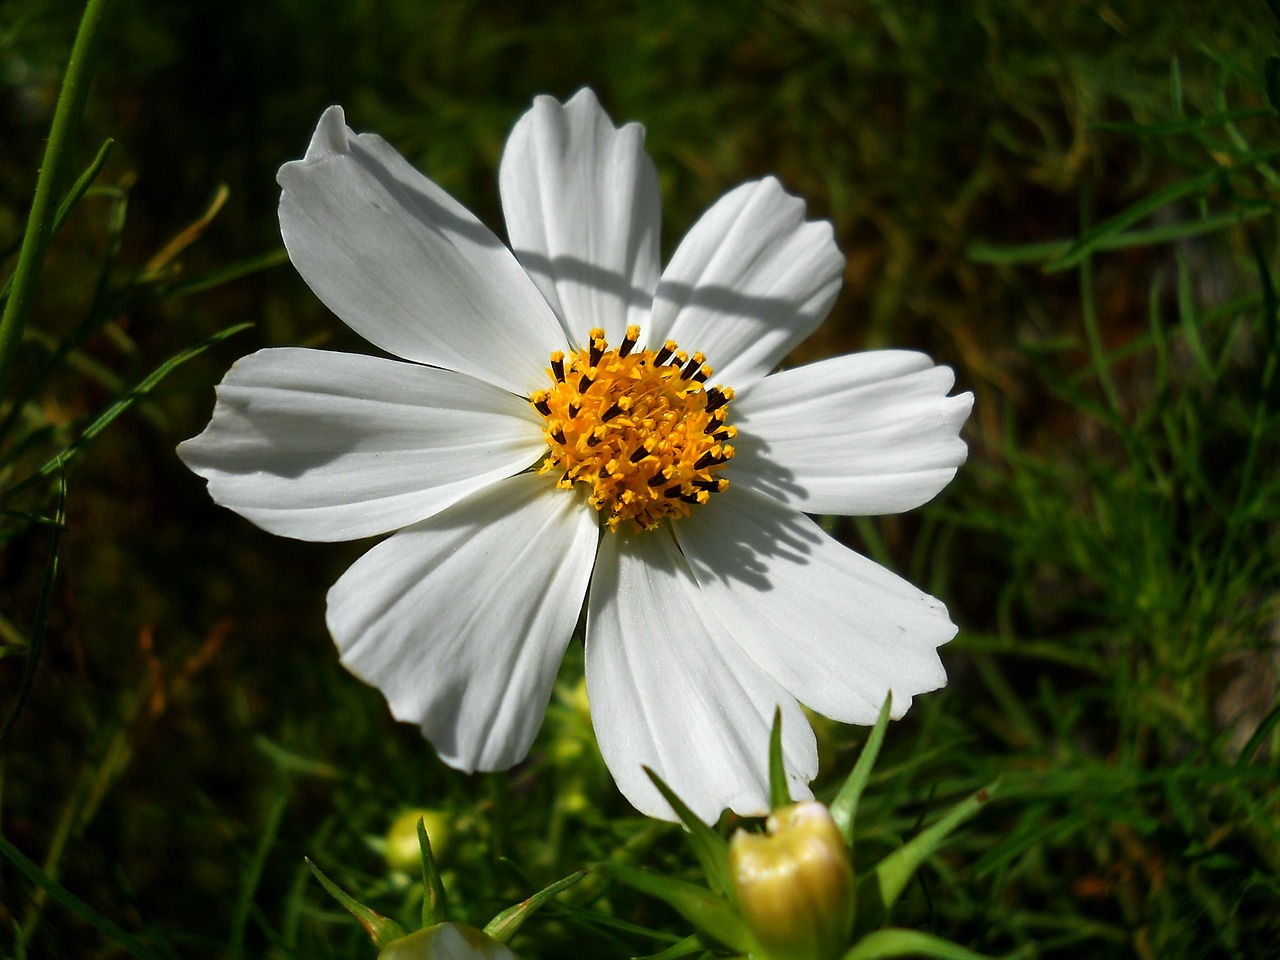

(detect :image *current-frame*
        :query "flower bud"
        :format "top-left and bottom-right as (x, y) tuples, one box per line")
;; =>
(378, 922), (520, 960)
(729, 801), (854, 960)
(384, 808), (454, 874)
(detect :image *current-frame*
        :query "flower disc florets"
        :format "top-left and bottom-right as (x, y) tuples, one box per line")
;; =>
(531, 325), (736, 532)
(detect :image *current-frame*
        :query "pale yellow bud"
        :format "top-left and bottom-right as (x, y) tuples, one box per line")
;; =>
(378, 922), (520, 960)
(384, 808), (454, 874)
(729, 801), (855, 960)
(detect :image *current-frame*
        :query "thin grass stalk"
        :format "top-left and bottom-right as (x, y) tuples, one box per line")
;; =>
(0, 0), (117, 401)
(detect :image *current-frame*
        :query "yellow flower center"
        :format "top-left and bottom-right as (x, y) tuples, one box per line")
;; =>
(531, 325), (736, 532)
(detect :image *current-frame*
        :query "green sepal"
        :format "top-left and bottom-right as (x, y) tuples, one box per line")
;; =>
(841, 928), (997, 960)
(305, 856), (408, 948)
(416, 817), (449, 928)
(644, 767), (733, 899)
(829, 693), (892, 846)
(767, 707), (790, 811)
(856, 779), (1000, 928)
(598, 862), (756, 954)
(482, 869), (586, 944)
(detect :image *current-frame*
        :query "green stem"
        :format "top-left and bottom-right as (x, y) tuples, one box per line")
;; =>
(0, 0), (116, 400)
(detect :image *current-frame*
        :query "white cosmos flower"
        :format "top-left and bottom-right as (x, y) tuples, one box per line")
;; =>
(179, 89), (973, 823)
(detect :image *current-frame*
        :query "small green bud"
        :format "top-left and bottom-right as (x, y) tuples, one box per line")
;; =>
(385, 808), (454, 874)
(378, 922), (520, 960)
(729, 801), (854, 960)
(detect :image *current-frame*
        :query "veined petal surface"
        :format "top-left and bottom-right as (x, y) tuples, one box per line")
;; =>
(176, 348), (545, 545)
(586, 528), (817, 823)
(673, 486), (953, 724)
(731, 351), (973, 516)
(178, 348), (546, 541)
(278, 106), (566, 394)
(647, 178), (844, 388)
(500, 89), (662, 346)
(326, 472), (598, 773)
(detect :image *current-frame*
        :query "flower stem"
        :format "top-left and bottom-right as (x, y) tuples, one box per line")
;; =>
(0, 0), (117, 402)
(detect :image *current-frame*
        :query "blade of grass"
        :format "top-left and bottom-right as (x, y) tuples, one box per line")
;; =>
(0, 321), (252, 500)
(968, 205), (1273, 265)
(229, 784), (288, 960)
(0, 0), (117, 398)
(0, 834), (169, 960)
(0, 467), (64, 743)
(0, 139), (113, 291)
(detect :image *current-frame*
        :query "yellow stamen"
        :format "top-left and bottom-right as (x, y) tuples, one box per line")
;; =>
(531, 326), (736, 532)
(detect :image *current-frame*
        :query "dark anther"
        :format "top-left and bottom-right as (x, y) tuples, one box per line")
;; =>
(681, 356), (702, 378)
(692, 478), (720, 491)
(587, 435), (602, 447)
(680, 494), (702, 504)
(534, 398), (551, 415)
(705, 390), (728, 413)
(647, 471), (668, 487)
(602, 402), (623, 422)
(712, 430), (731, 443)
(589, 340), (604, 367)
(578, 374), (594, 392)
(663, 485), (684, 498)
(629, 445), (650, 463)
(692, 366), (710, 383)
(703, 416), (725, 433)
(551, 356), (565, 382)
(654, 343), (674, 366)
(552, 428), (567, 444)
(568, 403), (580, 419)
(618, 332), (638, 358)
(693, 451), (726, 471)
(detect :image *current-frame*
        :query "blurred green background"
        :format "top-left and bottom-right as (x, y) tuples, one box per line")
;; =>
(2, 1), (1278, 957)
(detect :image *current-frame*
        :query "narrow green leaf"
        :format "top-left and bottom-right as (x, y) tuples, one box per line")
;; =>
(146, 247), (289, 300)
(252, 736), (343, 779)
(1236, 701), (1280, 768)
(967, 204), (1271, 266)
(1044, 169), (1219, 272)
(1, 322), (252, 502)
(634, 934), (709, 959)
(598, 863), (755, 954)
(230, 786), (288, 960)
(1268, 57), (1280, 118)
(858, 779), (1000, 925)
(0, 834), (168, 960)
(767, 707), (790, 810)
(0, 140), (113, 292)
(305, 857), (407, 948)
(483, 869), (585, 944)
(644, 767), (733, 899)
(841, 928), (997, 960)
(829, 694), (892, 846)
(0, 0), (117, 398)
(417, 817), (449, 928)
(0, 468), (63, 743)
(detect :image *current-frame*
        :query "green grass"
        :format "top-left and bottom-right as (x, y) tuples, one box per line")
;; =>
(1, 1), (1278, 958)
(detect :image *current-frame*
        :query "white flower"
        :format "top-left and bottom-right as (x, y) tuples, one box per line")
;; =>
(179, 90), (973, 823)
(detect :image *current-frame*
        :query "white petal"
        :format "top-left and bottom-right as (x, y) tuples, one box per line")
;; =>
(585, 527), (818, 823)
(178, 348), (547, 541)
(647, 178), (844, 388)
(499, 89), (662, 345)
(730, 351), (973, 516)
(326, 472), (598, 772)
(278, 106), (566, 394)
(673, 487), (954, 724)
